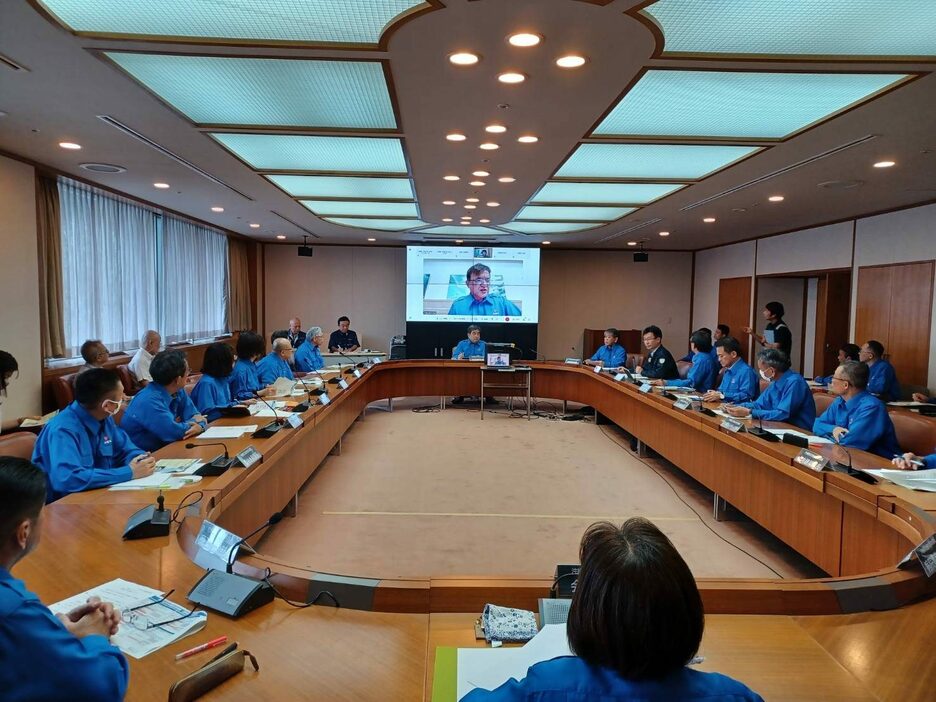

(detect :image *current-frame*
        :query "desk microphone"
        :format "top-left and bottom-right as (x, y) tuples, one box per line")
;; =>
(335, 349), (359, 372)
(528, 348), (546, 362)
(122, 492), (172, 539)
(252, 392), (284, 438)
(226, 512), (284, 574)
(185, 441), (236, 473)
(746, 416), (779, 442)
(291, 381), (316, 413)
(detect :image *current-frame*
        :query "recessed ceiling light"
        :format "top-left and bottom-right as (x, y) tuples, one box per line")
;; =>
(479, 143), (499, 150)
(367, 238), (376, 242)
(486, 201), (500, 207)
(58, 141), (82, 150)
(768, 195), (785, 202)
(464, 204), (477, 209)
(556, 55), (587, 68)
(498, 176), (516, 183)
(627, 241), (637, 246)
(472, 170), (490, 177)
(455, 239), (464, 243)
(443, 200), (456, 205)
(469, 180), (486, 186)
(659, 231), (670, 237)
(497, 72), (526, 84)
(211, 206), (224, 212)
(479, 218), (491, 223)
(485, 124), (507, 133)
(703, 217), (716, 223)
(466, 197), (480, 203)
(153, 182), (170, 189)
(249, 223), (260, 228)
(518, 135), (539, 143)
(446, 133), (467, 142)
(873, 160), (896, 168)
(79, 163), (126, 173)
(443, 175), (460, 181)
(276, 235), (286, 240)
(508, 33), (541, 47)
(542, 241), (551, 245)
(442, 218), (453, 222)
(449, 52), (479, 66)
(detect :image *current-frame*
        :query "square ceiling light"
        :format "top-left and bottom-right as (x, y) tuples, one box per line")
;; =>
(301, 201), (418, 217)
(531, 182), (684, 205)
(324, 217), (427, 231)
(516, 205), (636, 221)
(212, 134), (407, 173)
(503, 221), (603, 234)
(420, 226), (503, 235)
(38, 0), (430, 45)
(592, 70), (910, 139)
(642, 0), (936, 58)
(556, 144), (760, 180)
(265, 175), (414, 199)
(105, 54), (396, 129)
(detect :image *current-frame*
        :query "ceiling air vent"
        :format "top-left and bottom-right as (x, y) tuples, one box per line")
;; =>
(80, 163), (127, 174)
(0, 53), (29, 72)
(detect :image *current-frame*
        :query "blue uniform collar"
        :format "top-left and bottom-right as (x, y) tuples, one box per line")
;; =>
(842, 390), (870, 408)
(66, 400), (107, 435)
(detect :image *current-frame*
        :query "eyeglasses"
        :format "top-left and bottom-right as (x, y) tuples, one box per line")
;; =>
(120, 590), (202, 631)
(830, 375), (848, 383)
(467, 277), (491, 285)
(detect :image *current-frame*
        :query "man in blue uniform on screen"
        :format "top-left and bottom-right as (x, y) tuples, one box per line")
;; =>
(447, 263), (522, 317)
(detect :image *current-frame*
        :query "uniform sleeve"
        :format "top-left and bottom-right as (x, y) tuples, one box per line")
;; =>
(452, 340), (465, 359)
(610, 346), (627, 368)
(178, 391), (206, 427)
(143, 397), (191, 443)
(45, 428), (133, 496)
(836, 403), (888, 451)
(0, 597), (129, 701)
(925, 454), (936, 468)
(686, 362), (707, 391)
(812, 406), (838, 438)
(111, 424), (144, 466)
(752, 381), (808, 422)
(723, 367), (758, 403)
(589, 347), (602, 362)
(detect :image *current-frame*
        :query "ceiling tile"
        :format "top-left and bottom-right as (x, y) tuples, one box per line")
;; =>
(212, 134), (407, 172)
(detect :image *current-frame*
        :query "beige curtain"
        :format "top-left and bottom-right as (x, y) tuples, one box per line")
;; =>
(227, 238), (253, 331)
(37, 175), (66, 357)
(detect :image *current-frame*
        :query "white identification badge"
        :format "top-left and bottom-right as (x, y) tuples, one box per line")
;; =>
(319, 393), (331, 405)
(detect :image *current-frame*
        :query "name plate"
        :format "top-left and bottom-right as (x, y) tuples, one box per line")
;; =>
(638, 383), (652, 394)
(564, 358), (581, 365)
(614, 373), (625, 382)
(372, 356), (381, 364)
(353, 369), (363, 378)
(720, 417), (744, 433)
(319, 393), (331, 405)
(235, 445), (262, 468)
(593, 364), (602, 374)
(673, 397), (692, 411)
(794, 448), (829, 472)
(338, 379), (349, 390)
(286, 413), (304, 429)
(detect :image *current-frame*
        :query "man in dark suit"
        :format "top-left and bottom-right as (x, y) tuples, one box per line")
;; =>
(634, 325), (679, 380)
(286, 318), (306, 349)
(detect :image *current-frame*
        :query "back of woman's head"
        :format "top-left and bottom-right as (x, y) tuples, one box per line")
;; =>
(567, 518), (704, 680)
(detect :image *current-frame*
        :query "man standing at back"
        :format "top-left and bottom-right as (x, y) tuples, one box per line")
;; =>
(0, 457), (128, 701)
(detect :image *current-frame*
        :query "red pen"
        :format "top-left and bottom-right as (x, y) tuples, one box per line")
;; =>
(175, 635), (228, 660)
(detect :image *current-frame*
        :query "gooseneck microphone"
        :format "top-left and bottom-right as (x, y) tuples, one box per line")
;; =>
(529, 348), (546, 362)
(252, 391), (284, 439)
(335, 349), (359, 373)
(225, 512), (284, 574)
(184, 441), (236, 474)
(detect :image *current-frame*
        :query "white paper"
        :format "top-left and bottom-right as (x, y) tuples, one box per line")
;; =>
(109, 473), (203, 490)
(711, 409), (753, 420)
(887, 401), (929, 408)
(765, 429), (833, 445)
(197, 425), (258, 439)
(251, 407), (293, 418)
(864, 467), (936, 492)
(155, 459), (205, 475)
(49, 578), (208, 659)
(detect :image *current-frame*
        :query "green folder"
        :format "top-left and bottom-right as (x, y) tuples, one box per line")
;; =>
(431, 647), (458, 702)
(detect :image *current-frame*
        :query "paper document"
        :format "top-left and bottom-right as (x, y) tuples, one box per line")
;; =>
(251, 407), (293, 418)
(271, 377), (297, 396)
(765, 429), (833, 445)
(888, 401), (930, 408)
(197, 425), (257, 439)
(864, 467), (936, 492)
(109, 473), (203, 490)
(49, 578), (207, 659)
(19, 410), (59, 428)
(154, 458), (199, 473)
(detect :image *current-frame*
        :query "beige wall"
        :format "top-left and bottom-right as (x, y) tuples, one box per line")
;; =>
(755, 277), (806, 373)
(0, 154), (41, 419)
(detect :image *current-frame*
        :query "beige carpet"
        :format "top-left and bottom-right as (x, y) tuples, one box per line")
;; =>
(258, 398), (823, 581)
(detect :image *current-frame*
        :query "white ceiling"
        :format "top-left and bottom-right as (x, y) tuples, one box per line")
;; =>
(1, 0), (935, 250)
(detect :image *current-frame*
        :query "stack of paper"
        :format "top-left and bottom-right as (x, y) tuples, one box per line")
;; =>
(50, 579), (207, 659)
(864, 467), (936, 492)
(154, 458), (203, 474)
(764, 429), (833, 445)
(109, 473), (203, 491)
(197, 425), (258, 439)
(19, 410), (59, 428)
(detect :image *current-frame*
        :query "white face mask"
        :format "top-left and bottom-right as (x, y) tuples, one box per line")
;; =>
(102, 399), (123, 416)
(759, 369), (772, 382)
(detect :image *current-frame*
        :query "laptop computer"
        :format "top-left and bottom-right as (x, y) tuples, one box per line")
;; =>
(485, 351), (511, 368)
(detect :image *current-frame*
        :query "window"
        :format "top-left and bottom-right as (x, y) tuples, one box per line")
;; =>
(57, 178), (229, 357)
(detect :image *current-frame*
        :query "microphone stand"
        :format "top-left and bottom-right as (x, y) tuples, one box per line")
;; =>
(185, 441), (236, 475)
(252, 391), (284, 439)
(746, 415), (779, 442)
(335, 349), (359, 373)
(226, 512), (284, 574)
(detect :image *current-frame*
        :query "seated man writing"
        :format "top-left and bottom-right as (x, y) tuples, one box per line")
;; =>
(722, 349), (816, 431)
(121, 350), (207, 452)
(703, 337), (759, 403)
(584, 328), (626, 369)
(32, 369), (156, 501)
(0, 456), (128, 700)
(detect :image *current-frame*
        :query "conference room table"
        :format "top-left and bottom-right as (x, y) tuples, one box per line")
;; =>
(16, 361), (936, 701)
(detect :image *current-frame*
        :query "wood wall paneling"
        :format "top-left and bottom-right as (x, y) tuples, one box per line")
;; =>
(718, 277), (753, 362)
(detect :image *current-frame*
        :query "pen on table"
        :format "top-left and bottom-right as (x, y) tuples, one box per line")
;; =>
(893, 454), (925, 468)
(175, 635), (228, 660)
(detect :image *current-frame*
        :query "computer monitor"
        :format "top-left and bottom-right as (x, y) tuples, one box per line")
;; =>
(486, 352), (511, 368)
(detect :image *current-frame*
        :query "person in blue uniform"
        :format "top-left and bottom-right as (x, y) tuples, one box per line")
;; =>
(453, 324), (487, 359)
(860, 340), (902, 402)
(0, 456), (129, 701)
(653, 330), (717, 392)
(585, 328), (627, 369)
(634, 325), (678, 380)
(230, 332), (274, 401)
(744, 301), (792, 358)
(703, 336), (759, 403)
(462, 518), (763, 701)
(813, 344), (861, 385)
(893, 452), (936, 470)
(447, 263), (522, 317)
(295, 326), (326, 373)
(256, 338), (295, 386)
(31, 369), (156, 502)
(724, 349), (816, 431)
(328, 316), (361, 352)
(812, 361), (900, 458)
(121, 350), (207, 452)
(678, 328), (711, 363)
(191, 343), (249, 422)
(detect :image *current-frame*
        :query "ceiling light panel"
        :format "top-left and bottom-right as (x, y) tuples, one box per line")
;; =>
(421, 225), (502, 235)
(642, 0), (936, 58)
(211, 134), (407, 172)
(105, 54), (396, 129)
(516, 205), (636, 221)
(39, 0), (430, 45)
(532, 182), (684, 205)
(503, 221), (602, 234)
(556, 143), (761, 180)
(265, 175), (413, 199)
(324, 217), (427, 231)
(592, 70), (910, 139)
(300, 200), (418, 217)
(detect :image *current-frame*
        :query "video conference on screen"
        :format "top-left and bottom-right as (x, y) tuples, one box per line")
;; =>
(405, 246), (541, 323)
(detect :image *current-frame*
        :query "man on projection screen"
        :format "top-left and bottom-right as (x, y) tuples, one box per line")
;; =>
(447, 263), (522, 317)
